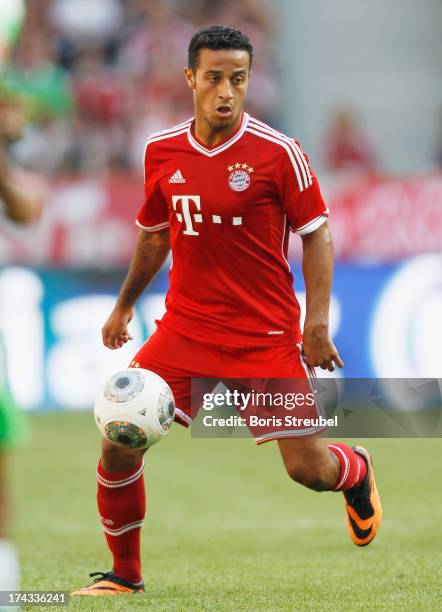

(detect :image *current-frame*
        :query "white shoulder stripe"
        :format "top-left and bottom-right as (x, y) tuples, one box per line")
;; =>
(248, 119), (312, 188)
(149, 118), (193, 139)
(146, 126), (190, 147)
(248, 118), (312, 187)
(249, 116), (292, 138)
(246, 126), (305, 192)
(143, 126), (190, 181)
(291, 140), (312, 186)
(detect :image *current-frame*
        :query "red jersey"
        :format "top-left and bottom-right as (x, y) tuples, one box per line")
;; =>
(136, 112), (329, 347)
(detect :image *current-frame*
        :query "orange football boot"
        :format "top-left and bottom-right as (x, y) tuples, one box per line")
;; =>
(343, 446), (383, 546)
(71, 571), (145, 596)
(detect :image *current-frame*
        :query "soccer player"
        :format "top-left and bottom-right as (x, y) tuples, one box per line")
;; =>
(72, 26), (382, 596)
(0, 91), (44, 600)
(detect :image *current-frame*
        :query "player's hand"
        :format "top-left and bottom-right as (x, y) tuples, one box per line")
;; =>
(0, 101), (27, 144)
(102, 306), (134, 350)
(302, 323), (344, 371)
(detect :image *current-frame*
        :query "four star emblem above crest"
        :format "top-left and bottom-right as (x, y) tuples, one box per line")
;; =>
(227, 163), (255, 174)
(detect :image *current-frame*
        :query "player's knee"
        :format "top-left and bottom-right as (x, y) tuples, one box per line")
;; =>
(101, 439), (145, 472)
(285, 462), (330, 492)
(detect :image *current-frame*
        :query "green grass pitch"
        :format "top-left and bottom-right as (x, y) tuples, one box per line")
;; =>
(10, 412), (442, 611)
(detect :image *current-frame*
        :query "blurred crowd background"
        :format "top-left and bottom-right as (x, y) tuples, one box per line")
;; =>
(2, 0), (280, 174)
(4, 0), (440, 176)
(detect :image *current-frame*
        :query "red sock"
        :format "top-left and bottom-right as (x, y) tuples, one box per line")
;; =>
(328, 443), (367, 491)
(96, 459), (146, 583)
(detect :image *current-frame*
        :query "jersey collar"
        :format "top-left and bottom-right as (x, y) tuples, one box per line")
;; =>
(187, 112), (249, 157)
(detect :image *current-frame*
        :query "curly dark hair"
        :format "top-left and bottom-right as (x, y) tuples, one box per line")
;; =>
(188, 26), (253, 71)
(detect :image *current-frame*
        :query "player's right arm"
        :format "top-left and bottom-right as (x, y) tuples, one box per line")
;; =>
(102, 228), (170, 349)
(103, 138), (171, 349)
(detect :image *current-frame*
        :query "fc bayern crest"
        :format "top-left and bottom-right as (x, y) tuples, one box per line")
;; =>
(227, 162), (254, 192)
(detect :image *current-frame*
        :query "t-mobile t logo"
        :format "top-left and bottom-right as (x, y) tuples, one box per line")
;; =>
(172, 195), (243, 234)
(172, 195), (202, 236)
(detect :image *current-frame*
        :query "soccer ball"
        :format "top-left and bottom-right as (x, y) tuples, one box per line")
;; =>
(94, 368), (175, 449)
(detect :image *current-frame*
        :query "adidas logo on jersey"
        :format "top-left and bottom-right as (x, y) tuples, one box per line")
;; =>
(169, 169), (186, 184)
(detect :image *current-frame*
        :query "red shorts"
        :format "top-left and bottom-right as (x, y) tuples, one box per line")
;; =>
(130, 323), (322, 444)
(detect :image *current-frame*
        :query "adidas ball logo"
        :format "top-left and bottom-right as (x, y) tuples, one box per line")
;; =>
(169, 169), (186, 184)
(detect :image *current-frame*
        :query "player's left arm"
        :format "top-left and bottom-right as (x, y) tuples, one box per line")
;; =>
(301, 222), (343, 371)
(276, 140), (343, 371)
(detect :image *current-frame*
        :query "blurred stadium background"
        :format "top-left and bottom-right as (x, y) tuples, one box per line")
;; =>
(1, 0), (442, 606)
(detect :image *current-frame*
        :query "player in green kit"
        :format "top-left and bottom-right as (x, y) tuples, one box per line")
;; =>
(0, 1), (45, 600)
(0, 95), (45, 601)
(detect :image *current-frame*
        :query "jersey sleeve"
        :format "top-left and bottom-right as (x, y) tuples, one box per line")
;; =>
(136, 143), (169, 232)
(276, 140), (329, 235)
